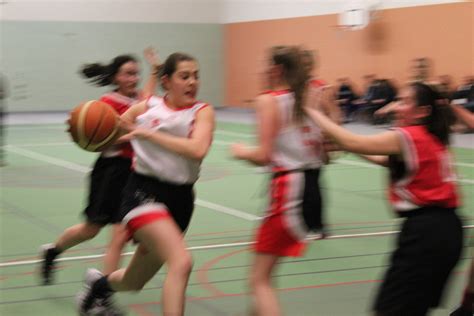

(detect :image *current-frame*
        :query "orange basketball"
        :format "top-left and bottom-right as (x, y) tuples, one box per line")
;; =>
(68, 100), (120, 152)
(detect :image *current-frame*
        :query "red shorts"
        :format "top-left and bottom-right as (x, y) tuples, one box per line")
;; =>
(255, 215), (306, 257)
(254, 168), (320, 257)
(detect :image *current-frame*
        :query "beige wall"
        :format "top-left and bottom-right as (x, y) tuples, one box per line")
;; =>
(224, 2), (473, 106)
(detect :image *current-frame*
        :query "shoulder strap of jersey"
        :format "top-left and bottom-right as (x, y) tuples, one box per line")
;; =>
(146, 95), (163, 109)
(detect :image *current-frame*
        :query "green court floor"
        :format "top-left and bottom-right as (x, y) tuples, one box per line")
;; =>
(1, 121), (472, 315)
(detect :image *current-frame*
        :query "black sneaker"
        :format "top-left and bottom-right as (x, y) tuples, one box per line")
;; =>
(76, 268), (104, 315)
(39, 244), (57, 285)
(309, 228), (328, 240)
(450, 306), (473, 316)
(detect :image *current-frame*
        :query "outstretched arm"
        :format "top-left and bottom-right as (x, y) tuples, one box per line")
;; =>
(141, 47), (161, 99)
(305, 105), (401, 156)
(374, 101), (398, 117)
(308, 86), (342, 124)
(231, 94), (279, 166)
(450, 103), (474, 129)
(358, 154), (389, 166)
(321, 86), (342, 124)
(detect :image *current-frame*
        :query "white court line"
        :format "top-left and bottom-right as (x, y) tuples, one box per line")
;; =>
(7, 137), (473, 168)
(214, 130), (254, 138)
(211, 139), (232, 146)
(5, 140), (474, 185)
(456, 162), (474, 168)
(196, 199), (260, 221)
(1, 225), (473, 268)
(6, 125), (65, 130)
(6, 146), (90, 173)
(4, 142), (72, 147)
(4, 145), (258, 221)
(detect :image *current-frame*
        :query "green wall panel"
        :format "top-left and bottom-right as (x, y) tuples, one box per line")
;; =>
(1, 21), (223, 111)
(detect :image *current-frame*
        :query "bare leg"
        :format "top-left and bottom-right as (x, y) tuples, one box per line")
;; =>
(55, 222), (101, 251)
(108, 243), (162, 291)
(102, 224), (128, 275)
(250, 253), (281, 316)
(466, 259), (474, 293)
(40, 222), (102, 285)
(108, 219), (192, 315)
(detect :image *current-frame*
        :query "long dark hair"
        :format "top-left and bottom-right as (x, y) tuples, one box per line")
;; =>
(159, 52), (196, 91)
(270, 46), (310, 122)
(80, 55), (137, 86)
(410, 82), (451, 145)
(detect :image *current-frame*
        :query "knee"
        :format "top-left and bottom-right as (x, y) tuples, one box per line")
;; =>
(169, 251), (193, 277)
(249, 269), (270, 290)
(249, 270), (260, 290)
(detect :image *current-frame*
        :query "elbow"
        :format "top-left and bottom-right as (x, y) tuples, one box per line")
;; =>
(191, 147), (209, 161)
(255, 151), (272, 166)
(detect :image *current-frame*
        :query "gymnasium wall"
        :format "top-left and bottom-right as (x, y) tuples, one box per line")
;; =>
(1, 1), (223, 112)
(221, 0), (466, 23)
(2, 0), (471, 111)
(224, 1), (473, 106)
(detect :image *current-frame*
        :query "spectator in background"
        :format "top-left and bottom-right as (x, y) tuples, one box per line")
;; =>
(374, 57), (444, 121)
(354, 76), (396, 124)
(438, 74), (455, 100)
(450, 75), (474, 132)
(353, 74), (378, 120)
(410, 57), (432, 83)
(371, 79), (397, 124)
(452, 76), (474, 111)
(336, 77), (359, 122)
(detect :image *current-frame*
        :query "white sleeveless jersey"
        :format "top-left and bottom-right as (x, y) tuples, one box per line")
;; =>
(271, 90), (324, 170)
(131, 96), (209, 184)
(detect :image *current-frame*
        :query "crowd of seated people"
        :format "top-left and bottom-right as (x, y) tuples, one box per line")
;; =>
(334, 59), (473, 132)
(336, 74), (397, 124)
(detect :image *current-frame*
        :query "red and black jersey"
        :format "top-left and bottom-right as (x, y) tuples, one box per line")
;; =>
(388, 125), (459, 212)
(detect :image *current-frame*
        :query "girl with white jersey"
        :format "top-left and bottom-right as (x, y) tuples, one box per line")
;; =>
(305, 82), (463, 316)
(77, 52), (214, 316)
(40, 48), (159, 291)
(231, 45), (324, 316)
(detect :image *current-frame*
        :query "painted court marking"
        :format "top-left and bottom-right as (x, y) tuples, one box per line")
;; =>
(1, 226), (472, 268)
(4, 145), (260, 222)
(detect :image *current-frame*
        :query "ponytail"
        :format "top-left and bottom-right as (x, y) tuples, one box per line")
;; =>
(270, 46), (310, 123)
(80, 55), (137, 87)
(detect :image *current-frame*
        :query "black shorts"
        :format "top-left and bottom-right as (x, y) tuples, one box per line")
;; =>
(374, 207), (463, 316)
(83, 156), (132, 225)
(272, 168), (323, 231)
(119, 172), (194, 232)
(255, 168), (323, 257)
(301, 168), (323, 231)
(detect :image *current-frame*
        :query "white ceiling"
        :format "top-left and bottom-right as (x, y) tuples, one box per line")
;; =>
(0, 0), (467, 23)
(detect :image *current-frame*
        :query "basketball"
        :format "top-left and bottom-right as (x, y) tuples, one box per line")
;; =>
(68, 100), (120, 152)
